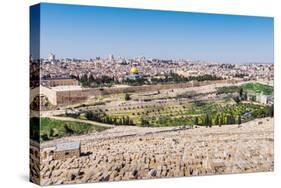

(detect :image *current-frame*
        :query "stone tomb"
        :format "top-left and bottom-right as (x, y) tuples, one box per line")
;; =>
(53, 141), (81, 160)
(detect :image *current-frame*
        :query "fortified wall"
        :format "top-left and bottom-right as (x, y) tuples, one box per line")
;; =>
(41, 78), (79, 87)
(55, 79), (237, 106)
(30, 86), (57, 106)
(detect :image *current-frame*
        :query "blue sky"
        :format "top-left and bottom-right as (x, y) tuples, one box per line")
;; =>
(38, 3), (274, 63)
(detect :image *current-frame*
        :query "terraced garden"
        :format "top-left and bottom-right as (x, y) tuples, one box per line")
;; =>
(65, 98), (273, 127)
(62, 82), (273, 128)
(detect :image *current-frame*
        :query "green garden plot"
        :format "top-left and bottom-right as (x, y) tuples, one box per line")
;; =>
(241, 83), (273, 95)
(217, 83), (273, 96)
(30, 117), (110, 142)
(63, 86), (273, 128)
(100, 99), (273, 127)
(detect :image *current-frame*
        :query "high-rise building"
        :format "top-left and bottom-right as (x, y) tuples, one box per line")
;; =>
(48, 53), (56, 64)
(109, 54), (114, 61)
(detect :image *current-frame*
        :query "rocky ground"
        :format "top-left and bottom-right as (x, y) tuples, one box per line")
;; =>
(34, 118), (274, 185)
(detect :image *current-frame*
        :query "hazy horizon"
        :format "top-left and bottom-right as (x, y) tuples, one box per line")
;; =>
(40, 54), (274, 65)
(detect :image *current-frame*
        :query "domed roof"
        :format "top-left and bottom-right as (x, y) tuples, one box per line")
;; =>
(130, 66), (139, 74)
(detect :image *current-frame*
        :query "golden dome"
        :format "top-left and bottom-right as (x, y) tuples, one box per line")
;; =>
(130, 66), (139, 74)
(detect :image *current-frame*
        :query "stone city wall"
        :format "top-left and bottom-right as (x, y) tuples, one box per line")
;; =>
(42, 79), (79, 87)
(31, 86), (57, 106)
(56, 89), (90, 106)
(56, 80), (237, 106)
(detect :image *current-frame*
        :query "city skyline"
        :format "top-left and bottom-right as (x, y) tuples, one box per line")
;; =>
(38, 3), (273, 63)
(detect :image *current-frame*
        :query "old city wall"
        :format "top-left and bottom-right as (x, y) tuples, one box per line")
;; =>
(43, 79), (79, 87)
(31, 86), (57, 106)
(56, 89), (92, 106)
(56, 79), (237, 106)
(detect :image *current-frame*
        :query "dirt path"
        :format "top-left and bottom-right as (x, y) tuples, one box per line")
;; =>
(49, 116), (114, 128)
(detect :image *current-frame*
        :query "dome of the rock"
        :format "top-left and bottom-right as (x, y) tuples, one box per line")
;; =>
(130, 66), (139, 74)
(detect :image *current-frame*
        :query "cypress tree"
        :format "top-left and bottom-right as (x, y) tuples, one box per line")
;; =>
(215, 115), (219, 125)
(205, 114), (210, 128)
(239, 88), (243, 98)
(194, 116), (198, 125)
(238, 114), (242, 125)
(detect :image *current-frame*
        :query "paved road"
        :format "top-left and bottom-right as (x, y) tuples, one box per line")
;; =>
(49, 116), (115, 128)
